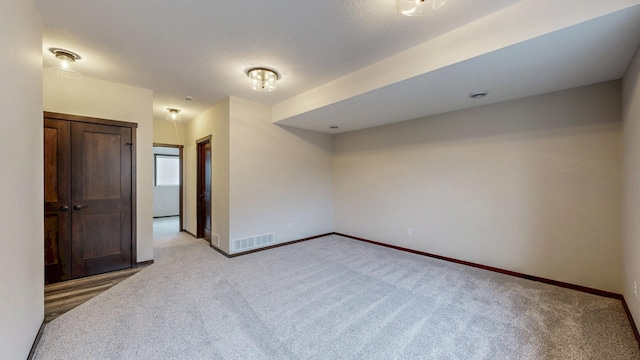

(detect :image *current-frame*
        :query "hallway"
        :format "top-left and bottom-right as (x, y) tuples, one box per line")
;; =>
(153, 216), (180, 242)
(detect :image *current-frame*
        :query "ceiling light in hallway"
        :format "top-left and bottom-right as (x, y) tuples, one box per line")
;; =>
(396, 0), (448, 16)
(166, 108), (182, 122)
(48, 48), (82, 78)
(247, 68), (279, 92)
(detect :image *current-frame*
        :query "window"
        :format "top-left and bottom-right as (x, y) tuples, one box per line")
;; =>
(155, 155), (179, 186)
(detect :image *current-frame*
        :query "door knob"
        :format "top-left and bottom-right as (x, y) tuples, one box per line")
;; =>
(198, 194), (204, 198)
(59, 205), (69, 212)
(73, 205), (83, 210)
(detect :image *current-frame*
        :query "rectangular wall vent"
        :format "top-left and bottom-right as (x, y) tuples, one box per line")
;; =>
(233, 233), (274, 252)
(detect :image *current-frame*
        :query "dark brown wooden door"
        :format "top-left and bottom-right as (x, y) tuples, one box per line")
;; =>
(197, 139), (212, 242)
(70, 122), (133, 277)
(44, 119), (72, 283)
(44, 113), (136, 283)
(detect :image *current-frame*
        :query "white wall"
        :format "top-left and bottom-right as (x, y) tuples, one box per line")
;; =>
(335, 81), (623, 293)
(184, 99), (230, 251)
(153, 147), (180, 217)
(43, 72), (155, 262)
(623, 47), (640, 321)
(181, 97), (335, 254)
(153, 186), (180, 217)
(228, 97), (335, 253)
(154, 119), (184, 146)
(0, 1), (43, 359)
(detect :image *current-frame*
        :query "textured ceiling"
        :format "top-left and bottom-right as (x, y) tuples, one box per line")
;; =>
(36, 0), (523, 122)
(276, 5), (640, 133)
(35, 0), (640, 132)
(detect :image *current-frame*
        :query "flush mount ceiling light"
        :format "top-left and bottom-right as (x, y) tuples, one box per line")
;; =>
(166, 108), (182, 122)
(48, 48), (82, 78)
(396, 0), (448, 16)
(247, 68), (279, 92)
(469, 91), (489, 99)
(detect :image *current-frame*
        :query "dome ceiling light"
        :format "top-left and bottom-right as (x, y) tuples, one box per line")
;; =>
(166, 108), (182, 122)
(247, 68), (279, 92)
(48, 48), (82, 78)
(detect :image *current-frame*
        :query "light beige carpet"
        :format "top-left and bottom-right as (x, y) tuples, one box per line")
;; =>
(33, 234), (640, 359)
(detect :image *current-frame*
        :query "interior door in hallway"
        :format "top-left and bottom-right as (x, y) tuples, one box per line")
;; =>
(70, 121), (133, 278)
(197, 136), (212, 242)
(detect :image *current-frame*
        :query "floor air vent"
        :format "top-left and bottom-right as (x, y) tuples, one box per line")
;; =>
(233, 233), (274, 252)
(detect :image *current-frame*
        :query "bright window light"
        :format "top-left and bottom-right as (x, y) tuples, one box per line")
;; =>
(155, 155), (179, 186)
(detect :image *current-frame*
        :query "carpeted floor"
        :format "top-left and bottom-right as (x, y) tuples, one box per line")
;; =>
(152, 216), (180, 242)
(33, 232), (640, 359)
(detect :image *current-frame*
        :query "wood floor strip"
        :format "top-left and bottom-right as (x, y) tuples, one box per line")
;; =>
(46, 293), (104, 321)
(44, 264), (152, 322)
(45, 283), (114, 302)
(45, 267), (145, 294)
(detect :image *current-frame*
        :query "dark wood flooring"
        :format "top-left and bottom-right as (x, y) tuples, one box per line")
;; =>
(44, 265), (151, 322)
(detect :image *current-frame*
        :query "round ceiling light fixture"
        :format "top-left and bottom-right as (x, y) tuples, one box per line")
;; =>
(48, 48), (82, 78)
(166, 108), (182, 122)
(469, 91), (489, 99)
(247, 68), (279, 92)
(396, 0), (448, 16)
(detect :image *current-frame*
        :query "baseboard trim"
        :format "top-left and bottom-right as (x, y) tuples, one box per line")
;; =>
(27, 320), (46, 360)
(622, 297), (640, 348)
(210, 233), (334, 258)
(209, 244), (230, 258)
(136, 260), (154, 267)
(334, 233), (621, 299)
(182, 229), (198, 238)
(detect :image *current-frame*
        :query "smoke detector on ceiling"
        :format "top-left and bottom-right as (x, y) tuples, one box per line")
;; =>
(469, 91), (489, 99)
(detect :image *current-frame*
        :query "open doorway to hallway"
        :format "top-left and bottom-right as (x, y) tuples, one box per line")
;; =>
(152, 144), (183, 241)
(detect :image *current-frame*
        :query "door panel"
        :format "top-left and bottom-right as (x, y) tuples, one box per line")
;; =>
(44, 215), (60, 265)
(197, 139), (212, 242)
(71, 122), (132, 278)
(44, 128), (59, 203)
(204, 142), (212, 241)
(44, 119), (71, 284)
(82, 132), (122, 200)
(81, 213), (122, 258)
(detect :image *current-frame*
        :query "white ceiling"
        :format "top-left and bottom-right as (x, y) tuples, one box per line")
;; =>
(276, 6), (640, 133)
(36, 0), (640, 132)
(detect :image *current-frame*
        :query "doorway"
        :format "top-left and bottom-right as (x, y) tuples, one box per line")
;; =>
(152, 143), (184, 241)
(196, 135), (212, 242)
